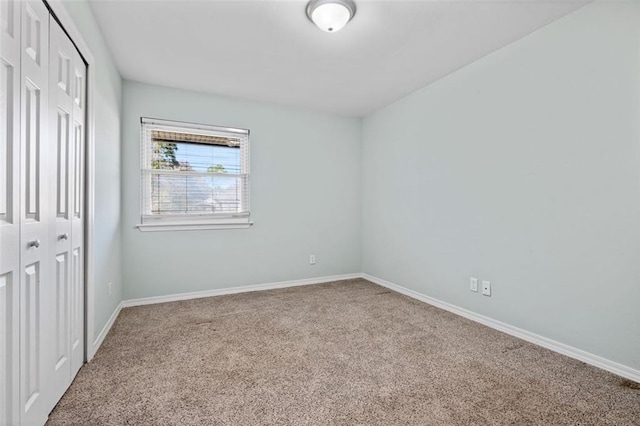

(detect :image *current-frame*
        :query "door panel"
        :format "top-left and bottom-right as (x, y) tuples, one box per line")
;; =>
(56, 52), (70, 95)
(54, 254), (68, 370)
(0, 272), (18, 426)
(0, 62), (12, 221)
(23, 81), (40, 220)
(23, 6), (41, 65)
(56, 111), (69, 218)
(70, 47), (85, 378)
(1, 1), (16, 42)
(0, 0), (21, 424)
(22, 263), (40, 413)
(47, 14), (88, 410)
(48, 16), (75, 409)
(72, 124), (80, 219)
(70, 248), (81, 353)
(19, 1), (49, 425)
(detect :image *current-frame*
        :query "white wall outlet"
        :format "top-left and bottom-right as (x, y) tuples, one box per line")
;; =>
(482, 280), (491, 296)
(470, 277), (478, 292)
(108, 281), (112, 296)
(309, 254), (316, 265)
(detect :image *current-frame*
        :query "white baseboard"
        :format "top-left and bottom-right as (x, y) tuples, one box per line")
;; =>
(362, 273), (640, 383)
(90, 301), (123, 360)
(121, 273), (362, 308)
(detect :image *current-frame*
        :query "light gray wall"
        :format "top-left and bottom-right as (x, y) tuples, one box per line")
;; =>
(121, 81), (362, 299)
(62, 0), (123, 338)
(361, 1), (640, 370)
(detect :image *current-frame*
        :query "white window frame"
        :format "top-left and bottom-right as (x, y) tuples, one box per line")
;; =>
(136, 117), (252, 232)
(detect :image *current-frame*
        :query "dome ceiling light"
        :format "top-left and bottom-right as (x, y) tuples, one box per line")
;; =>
(306, 0), (356, 33)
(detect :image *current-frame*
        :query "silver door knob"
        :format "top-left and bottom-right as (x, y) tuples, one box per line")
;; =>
(59, 233), (69, 240)
(28, 239), (40, 248)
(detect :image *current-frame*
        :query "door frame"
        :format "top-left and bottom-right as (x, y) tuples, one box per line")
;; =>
(43, 0), (99, 361)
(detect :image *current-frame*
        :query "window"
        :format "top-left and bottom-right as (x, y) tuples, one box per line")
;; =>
(138, 118), (251, 231)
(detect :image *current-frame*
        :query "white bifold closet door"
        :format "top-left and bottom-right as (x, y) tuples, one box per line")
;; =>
(0, 0), (23, 425)
(47, 9), (86, 409)
(18, 1), (50, 424)
(0, 1), (87, 425)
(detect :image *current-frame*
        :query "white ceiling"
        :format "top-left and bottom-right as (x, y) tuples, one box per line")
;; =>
(88, 0), (588, 117)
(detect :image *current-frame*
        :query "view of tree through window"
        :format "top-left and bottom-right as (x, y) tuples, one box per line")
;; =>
(150, 138), (243, 215)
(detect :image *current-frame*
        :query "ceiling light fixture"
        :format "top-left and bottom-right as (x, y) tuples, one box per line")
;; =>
(306, 0), (356, 33)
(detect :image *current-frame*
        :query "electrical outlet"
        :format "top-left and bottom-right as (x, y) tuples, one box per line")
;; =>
(108, 282), (112, 296)
(482, 280), (491, 296)
(470, 277), (478, 292)
(309, 254), (316, 265)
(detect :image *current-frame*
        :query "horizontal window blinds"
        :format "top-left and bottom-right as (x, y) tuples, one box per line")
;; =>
(140, 118), (249, 220)
(151, 130), (241, 147)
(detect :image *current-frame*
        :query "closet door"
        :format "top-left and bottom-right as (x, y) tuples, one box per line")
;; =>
(69, 43), (85, 378)
(48, 16), (86, 405)
(0, 1), (21, 425)
(48, 16), (74, 407)
(47, 14), (87, 412)
(18, 1), (50, 425)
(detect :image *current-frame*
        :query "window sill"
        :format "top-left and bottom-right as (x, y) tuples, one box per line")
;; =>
(136, 222), (253, 232)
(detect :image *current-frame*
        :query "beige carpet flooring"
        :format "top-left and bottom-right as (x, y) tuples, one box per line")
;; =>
(47, 279), (639, 425)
